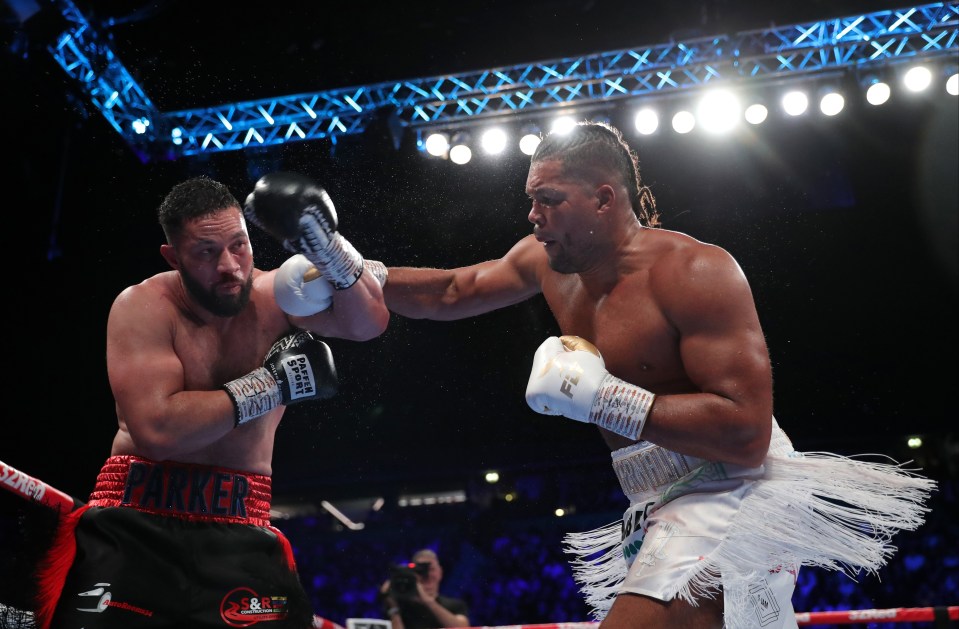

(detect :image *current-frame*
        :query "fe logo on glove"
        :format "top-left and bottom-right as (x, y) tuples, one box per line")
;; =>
(525, 335), (655, 440)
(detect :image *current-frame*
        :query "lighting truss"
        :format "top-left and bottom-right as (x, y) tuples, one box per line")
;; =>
(44, 0), (161, 158)
(42, 0), (959, 161)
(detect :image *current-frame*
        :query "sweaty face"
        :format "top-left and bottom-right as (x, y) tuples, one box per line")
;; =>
(526, 159), (601, 274)
(175, 208), (255, 317)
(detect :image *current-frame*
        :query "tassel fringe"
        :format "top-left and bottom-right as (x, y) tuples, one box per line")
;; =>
(564, 451), (936, 627)
(563, 520), (627, 619)
(32, 505), (90, 629)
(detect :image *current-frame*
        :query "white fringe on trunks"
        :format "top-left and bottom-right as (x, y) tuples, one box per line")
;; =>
(563, 421), (936, 628)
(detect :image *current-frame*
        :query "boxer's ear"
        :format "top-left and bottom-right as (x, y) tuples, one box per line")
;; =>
(160, 244), (178, 270)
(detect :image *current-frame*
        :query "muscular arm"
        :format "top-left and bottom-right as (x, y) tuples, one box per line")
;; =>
(384, 235), (543, 320)
(288, 271), (389, 340)
(640, 245), (773, 467)
(107, 286), (239, 461)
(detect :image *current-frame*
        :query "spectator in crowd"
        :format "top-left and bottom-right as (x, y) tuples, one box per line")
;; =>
(379, 549), (470, 629)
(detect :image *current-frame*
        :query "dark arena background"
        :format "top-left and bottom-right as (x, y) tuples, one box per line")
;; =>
(1, 0), (957, 627)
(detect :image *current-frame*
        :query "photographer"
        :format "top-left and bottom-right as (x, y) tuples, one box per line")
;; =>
(379, 549), (469, 629)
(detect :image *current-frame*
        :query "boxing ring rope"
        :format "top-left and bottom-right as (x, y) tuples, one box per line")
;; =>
(452, 609), (959, 629)
(3, 461), (956, 628)
(0, 460), (82, 514)
(795, 607), (959, 624)
(5, 608), (959, 629)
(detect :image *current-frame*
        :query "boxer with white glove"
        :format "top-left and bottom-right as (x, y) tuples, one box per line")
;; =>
(223, 330), (338, 426)
(525, 335), (655, 440)
(274, 254), (334, 316)
(244, 172), (365, 290)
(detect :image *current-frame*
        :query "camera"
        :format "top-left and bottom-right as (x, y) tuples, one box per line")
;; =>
(389, 562), (430, 600)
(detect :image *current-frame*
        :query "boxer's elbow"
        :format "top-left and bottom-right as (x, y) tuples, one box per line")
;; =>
(124, 416), (189, 462)
(127, 430), (179, 462)
(727, 416), (771, 468)
(361, 304), (390, 339)
(343, 304), (390, 341)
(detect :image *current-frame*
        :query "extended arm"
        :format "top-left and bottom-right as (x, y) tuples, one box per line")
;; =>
(383, 234), (544, 320)
(245, 172), (389, 341)
(268, 256), (389, 341)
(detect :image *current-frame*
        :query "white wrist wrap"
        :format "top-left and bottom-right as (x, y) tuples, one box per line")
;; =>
(589, 374), (655, 440)
(283, 209), (364, 290)
(306, 232), (364, 290)
(223, 368), (283, 426)
(363, 259), (388, 288)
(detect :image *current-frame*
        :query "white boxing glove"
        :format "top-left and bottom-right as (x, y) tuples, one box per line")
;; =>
(274, 254), (334, 316)
(525, 335), (656, 440)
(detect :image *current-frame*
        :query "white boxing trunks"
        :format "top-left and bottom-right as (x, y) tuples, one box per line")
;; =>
(564, 418), (936, 629)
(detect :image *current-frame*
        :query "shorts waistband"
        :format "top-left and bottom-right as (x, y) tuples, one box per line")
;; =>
(87, 455), (272, 526)
(611, 441), (704, 498)
(611, 418), (794, 499)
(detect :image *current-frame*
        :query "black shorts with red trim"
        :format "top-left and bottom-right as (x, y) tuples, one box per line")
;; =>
(44, 456), (314, 629)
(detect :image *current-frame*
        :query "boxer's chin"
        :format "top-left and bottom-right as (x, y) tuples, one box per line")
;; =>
(182, 268), (252, 317)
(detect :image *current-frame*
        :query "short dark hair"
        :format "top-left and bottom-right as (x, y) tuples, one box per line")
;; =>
(532, 121), (659, 227)
(157, 176), (241, 243)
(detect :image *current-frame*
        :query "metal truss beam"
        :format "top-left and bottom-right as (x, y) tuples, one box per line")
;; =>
(40, 0), (959, 161)
(44, 0), (162, 160)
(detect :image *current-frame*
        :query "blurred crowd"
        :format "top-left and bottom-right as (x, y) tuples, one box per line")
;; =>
(280, 476), (957, 629)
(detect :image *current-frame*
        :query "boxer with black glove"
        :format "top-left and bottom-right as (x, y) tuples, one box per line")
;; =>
(223, 330), (338, 426)
(244, 171), (365, 290)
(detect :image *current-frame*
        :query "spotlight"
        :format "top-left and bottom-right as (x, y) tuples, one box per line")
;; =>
(480, 127), (508, 155)
(449, 132), (471, 165)
(819, 90), (845, 116)
(697, 89), (741, 134)
(131, 117), (151, 135)
(519, 133), (541, 155)
(634, 107), (659, 135)
(424, 132), (450, 157)
(550, 116), (577, 134)
(865, 79), (891, 105)
(903, 65), (932, 92)
(781, 90), (809, 116)
(519, 123), (542, 155)
(744, 103), (768, 125)
(944, 67), (958, 96)
(671, 110), (695, 134)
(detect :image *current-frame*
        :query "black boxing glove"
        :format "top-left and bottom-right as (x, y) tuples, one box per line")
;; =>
(244, 172), (364, 290)
(223, 330), (339, 426)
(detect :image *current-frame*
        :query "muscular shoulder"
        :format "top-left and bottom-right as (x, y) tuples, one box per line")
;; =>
(505, 234), (549, 282)
(111, 272), (180, 318)
(649, 230), (740, 276)
(645, 230), (751, 323)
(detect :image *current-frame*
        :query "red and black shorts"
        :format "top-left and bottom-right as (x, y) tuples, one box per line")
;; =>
(43, 456), (314, 629)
